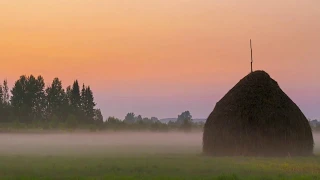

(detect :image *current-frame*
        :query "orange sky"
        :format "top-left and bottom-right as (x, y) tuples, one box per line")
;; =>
(1, 0), (319, 119)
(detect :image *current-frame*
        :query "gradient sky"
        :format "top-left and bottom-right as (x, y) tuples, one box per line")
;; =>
(1, 0), (319, 119)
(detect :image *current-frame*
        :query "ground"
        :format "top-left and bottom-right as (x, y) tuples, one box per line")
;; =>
(0, 132), (320, 179)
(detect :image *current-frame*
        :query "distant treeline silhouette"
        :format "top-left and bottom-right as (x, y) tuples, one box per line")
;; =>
(309, 119), (320, 132)
(0, 75), (203, 132)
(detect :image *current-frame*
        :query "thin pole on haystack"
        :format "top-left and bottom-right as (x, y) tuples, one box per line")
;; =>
(250, 39), (253, 73)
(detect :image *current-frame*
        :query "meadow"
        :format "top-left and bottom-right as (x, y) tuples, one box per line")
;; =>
(0, 132), (320, 180)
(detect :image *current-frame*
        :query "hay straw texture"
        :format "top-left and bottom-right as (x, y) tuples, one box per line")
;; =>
(203, 70), (314, 157)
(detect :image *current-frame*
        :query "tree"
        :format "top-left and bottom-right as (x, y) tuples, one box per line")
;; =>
(107, 116), (122, 124)
(168, 120), (177, 128)
(136, 115), (143, 122)
(93, 109), (103, 125)
(0, 80), (11, 123)
(177, 111), (192, 125)
(142, 117), (150, 123)
(0, 83), (3, 105)
(10, 75), (47, 123)
(11, 75), (28, 121)
(31, 75), (47, 121)
(46, 77), (67, 121)
(180, 118), (192, 132)
(176, 111), (193, 132)
(124, 112), (135, 123)
(70, 80), (81, 112)
(151, 117), (159, 123)
(0, 82), (4, 122)
(66, 85), (72, 105)
(80, 84), (86, 109)
(80, 84), (96, 123)
(2, 79), (10, 105)
(68, 80), (83, 123)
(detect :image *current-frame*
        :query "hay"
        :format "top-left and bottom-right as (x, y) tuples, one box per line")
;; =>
(202, 70), (314, 157)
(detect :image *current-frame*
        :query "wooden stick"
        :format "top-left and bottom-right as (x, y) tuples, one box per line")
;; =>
(250, 39), (253, 73)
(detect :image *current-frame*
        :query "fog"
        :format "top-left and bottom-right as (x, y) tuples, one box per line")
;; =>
(0, 132), (201, 156)
(0, 132), (319, 156)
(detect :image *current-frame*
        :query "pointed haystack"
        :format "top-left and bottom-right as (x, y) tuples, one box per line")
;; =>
(203, 70), (314, 157)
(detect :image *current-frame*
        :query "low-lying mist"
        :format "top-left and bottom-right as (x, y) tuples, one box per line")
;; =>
(0, 132), (319, 156)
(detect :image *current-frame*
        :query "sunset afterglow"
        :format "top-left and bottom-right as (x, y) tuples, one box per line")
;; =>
(1, 0), (319, 119)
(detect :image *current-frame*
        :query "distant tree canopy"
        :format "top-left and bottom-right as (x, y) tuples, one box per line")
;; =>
(177, 111), (192, 124)
(309, 119), (320, 132)
(124, 112), (135, 123)
(0, 75), (98, 125)
(10, 75), (47, 122)
(0, 75), (206, 132)
(176, 111), (193, 132)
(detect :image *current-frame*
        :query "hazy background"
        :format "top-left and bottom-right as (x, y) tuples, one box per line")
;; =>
(0, 132), (319, 156)
(0, 0), (319, 119)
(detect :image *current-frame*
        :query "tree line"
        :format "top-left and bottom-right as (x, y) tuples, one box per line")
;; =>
(309, 119), (320, 132)
(4, 75), (316, 133)
(0, 75), (203, 132)
(0, 75), (102, 128)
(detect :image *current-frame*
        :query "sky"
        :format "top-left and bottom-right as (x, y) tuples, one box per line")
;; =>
(0, 0), (319, 119)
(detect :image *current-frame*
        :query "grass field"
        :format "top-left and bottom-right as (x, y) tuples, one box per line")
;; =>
(0, 132), (320, 180)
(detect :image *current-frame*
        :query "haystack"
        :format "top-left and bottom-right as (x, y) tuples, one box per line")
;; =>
(203, 70), (314, 157)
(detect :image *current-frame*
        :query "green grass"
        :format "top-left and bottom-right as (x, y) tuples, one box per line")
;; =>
(1, 154), (320, 179)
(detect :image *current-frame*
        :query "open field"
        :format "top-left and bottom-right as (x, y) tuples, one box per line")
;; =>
(0, 132), (320, 179)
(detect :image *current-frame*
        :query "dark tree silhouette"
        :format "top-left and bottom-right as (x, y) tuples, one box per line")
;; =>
(93, 109), (104, 125)
(70, 80), (81, 112)
(124, 112), (135, 123)
(11, 75), (46, 122)
(46, 77), (68, 121)
(2, 79), (10, 105)
(81, 85), (96, 123)
(177, 111), (192, 125)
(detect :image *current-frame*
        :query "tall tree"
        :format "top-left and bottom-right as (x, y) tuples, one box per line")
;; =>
(2, 79), (10, 105)
(80, 84), (86, 115)
(0, 83), (4, 122)
(80, 85), (96, 123)
(85, 86), (96, 121)
(46, 77), (67, 120)
(70, 80), (81, 112)
(0, 81), (10, 123)
(11, 75), (30, 122)
(64, 85), (73, 119)
(0, 83), (3, 105)
(11, 75), (47, 122)
(32, 75), (47, 121)
(177, 111), (192, 125)
(66, 85), (72, 105)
